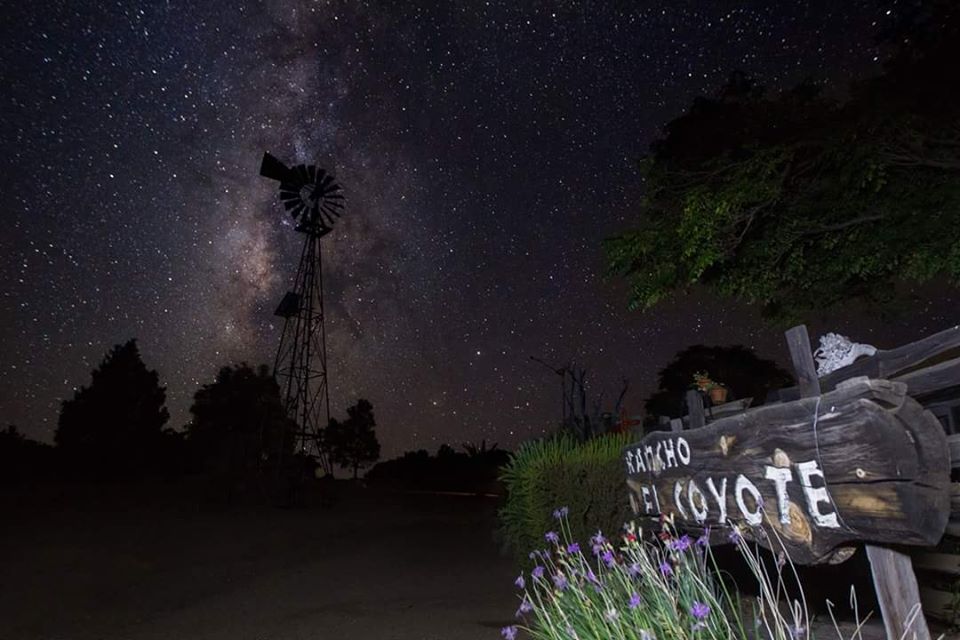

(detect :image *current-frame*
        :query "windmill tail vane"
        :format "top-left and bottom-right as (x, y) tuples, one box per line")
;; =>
(259, 152), (344, 236)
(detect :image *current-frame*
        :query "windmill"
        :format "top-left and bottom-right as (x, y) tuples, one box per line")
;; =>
(259, 151), (344, 478)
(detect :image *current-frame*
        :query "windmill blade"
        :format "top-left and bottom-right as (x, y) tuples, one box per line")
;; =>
(319, 174), (336, 190)
(324, 200), (344, 209)
(291, 203), (305, 219)
(296, 165), (310, 183)
(323, 205), (342, 219)
(259, 152), (290, 182)
(308, 165), (317, 182)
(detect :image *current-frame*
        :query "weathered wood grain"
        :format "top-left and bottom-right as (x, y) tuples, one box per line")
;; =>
(919, 586), (960, 625)
(895, 356), (960, 399)
(868, 545), (932, 640)
(776, 325), (960, 402)
(623, 377), (950, 565)
(686, 390), (705, 430)
(911, 552), (960, 576)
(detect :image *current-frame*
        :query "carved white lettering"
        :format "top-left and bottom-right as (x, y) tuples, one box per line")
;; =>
(735, 474), (763, 525)
(687, 479), (708, 523)
(676, 437), (691, 465)
(662, 439), (677, 468)
(764, 466), (794, 524)
(706, 477), (728, 522)
(797, 460), (839, 528)
(641, 485), (654, 513)
(674, 480), (688, 519)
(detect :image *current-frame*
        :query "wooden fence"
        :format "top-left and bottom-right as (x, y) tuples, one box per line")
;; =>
(662, 324), (960, 639)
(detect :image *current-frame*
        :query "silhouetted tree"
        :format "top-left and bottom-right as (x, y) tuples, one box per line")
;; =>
(325, 399), (380, 479)
(644, 345), (794, 428)
(185, 363), (296, 491)
(55, 340), (170, 479)
(0, 425), (54, 483)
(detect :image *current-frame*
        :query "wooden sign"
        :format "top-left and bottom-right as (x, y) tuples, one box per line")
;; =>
(623, 378), (950, 564)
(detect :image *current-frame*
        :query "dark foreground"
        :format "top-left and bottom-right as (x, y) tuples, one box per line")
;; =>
(1, 481), (517, 640)
(3, 479), (952, 640)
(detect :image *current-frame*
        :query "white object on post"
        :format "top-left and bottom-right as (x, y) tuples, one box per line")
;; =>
(813, 332), (877, 377)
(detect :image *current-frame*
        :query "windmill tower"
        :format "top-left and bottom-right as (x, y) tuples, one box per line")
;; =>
(259, 152), (344, 477)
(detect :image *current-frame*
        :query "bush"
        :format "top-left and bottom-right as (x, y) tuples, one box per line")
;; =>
(498, 433), (633, 562)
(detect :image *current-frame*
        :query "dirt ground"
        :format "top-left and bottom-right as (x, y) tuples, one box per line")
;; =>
(1, 480), (951, 640)
(0, 481), (518, 640)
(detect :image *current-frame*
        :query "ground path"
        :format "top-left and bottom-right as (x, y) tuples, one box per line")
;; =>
(1, 482), (517, 640)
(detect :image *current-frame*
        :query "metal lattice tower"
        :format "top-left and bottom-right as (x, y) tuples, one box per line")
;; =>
(259, 152), (344, 477)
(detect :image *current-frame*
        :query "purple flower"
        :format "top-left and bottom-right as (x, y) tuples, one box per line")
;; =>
(516, 597), (534, 617)
(627, 562), (642, 578)
(727, 528), (742, 544)
(787, 623), (807, 639)
(531, 565), (545, 579)
(545, 531), (560, 544)
(585, 568), (601, 585)
(590, 530), (607, 554)
(690, 601), (711, 621)
(659, 561), (673, 577)
(566, 542), (581, 555)
(670, 534), (692, 552)
(501, 625), (518, 640)
(697, 528), (711, 548)
(553, 506), (569, 520)
(628, 592), (642, 610)
(601, 550), (616, 568)
(553, 572), (568, 590)
(514, 573), (525, 590)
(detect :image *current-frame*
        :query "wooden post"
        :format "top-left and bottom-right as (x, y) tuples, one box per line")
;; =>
(685, 389), (705, 430)
(784, 325), (931, 640)
(669, 418), (683, 432)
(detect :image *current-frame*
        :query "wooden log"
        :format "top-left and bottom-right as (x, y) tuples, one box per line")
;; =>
(947, 434), (960, 469)
(911, 552), (960, 576)
(786, 325), (822, 398)
(894, 356), (960, 399)
(776, 325), (960, 402)
(622, 377), (950, 564)
(919, 586), (960, 625)
(785, 326), (932, 640)
(868, 545), (932, 640)
(686, 389), (705, 430)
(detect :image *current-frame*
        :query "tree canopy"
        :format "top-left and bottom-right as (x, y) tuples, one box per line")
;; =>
(605, 3), (960, 322)
(55, 339), (171, 478)
(325, 399), (381, 479)
(643, 344), (794, 428)
(186, 363), (297, 484)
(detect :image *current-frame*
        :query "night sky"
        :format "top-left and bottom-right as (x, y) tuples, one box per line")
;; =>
(2, 1), (957, 457)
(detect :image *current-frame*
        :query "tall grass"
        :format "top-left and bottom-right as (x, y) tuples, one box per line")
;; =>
(502, 512), (928, 640)
(498, 434), (633, 563)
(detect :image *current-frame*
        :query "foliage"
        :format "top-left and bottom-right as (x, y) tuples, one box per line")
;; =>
(55, 339), (173, 479)
(644, 345), (794, 427)
(185, 363), (296, 486)
(325, 398), (381, 479)
(605, 6), (960, 322)
(366, 442), (510, 491)
(498, 434), (633, 563)
(502, 514), (885, 640)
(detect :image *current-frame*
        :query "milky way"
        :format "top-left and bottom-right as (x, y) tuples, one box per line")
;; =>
(3, 1), (957, 457)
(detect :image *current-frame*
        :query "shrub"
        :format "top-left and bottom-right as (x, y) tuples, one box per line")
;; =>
(498, 434), (633, 562)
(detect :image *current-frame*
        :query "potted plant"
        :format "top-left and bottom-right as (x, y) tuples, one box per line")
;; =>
(692, 371), (728, 404)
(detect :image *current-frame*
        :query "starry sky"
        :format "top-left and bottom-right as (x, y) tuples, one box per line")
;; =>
(2, 0), (957, 458)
